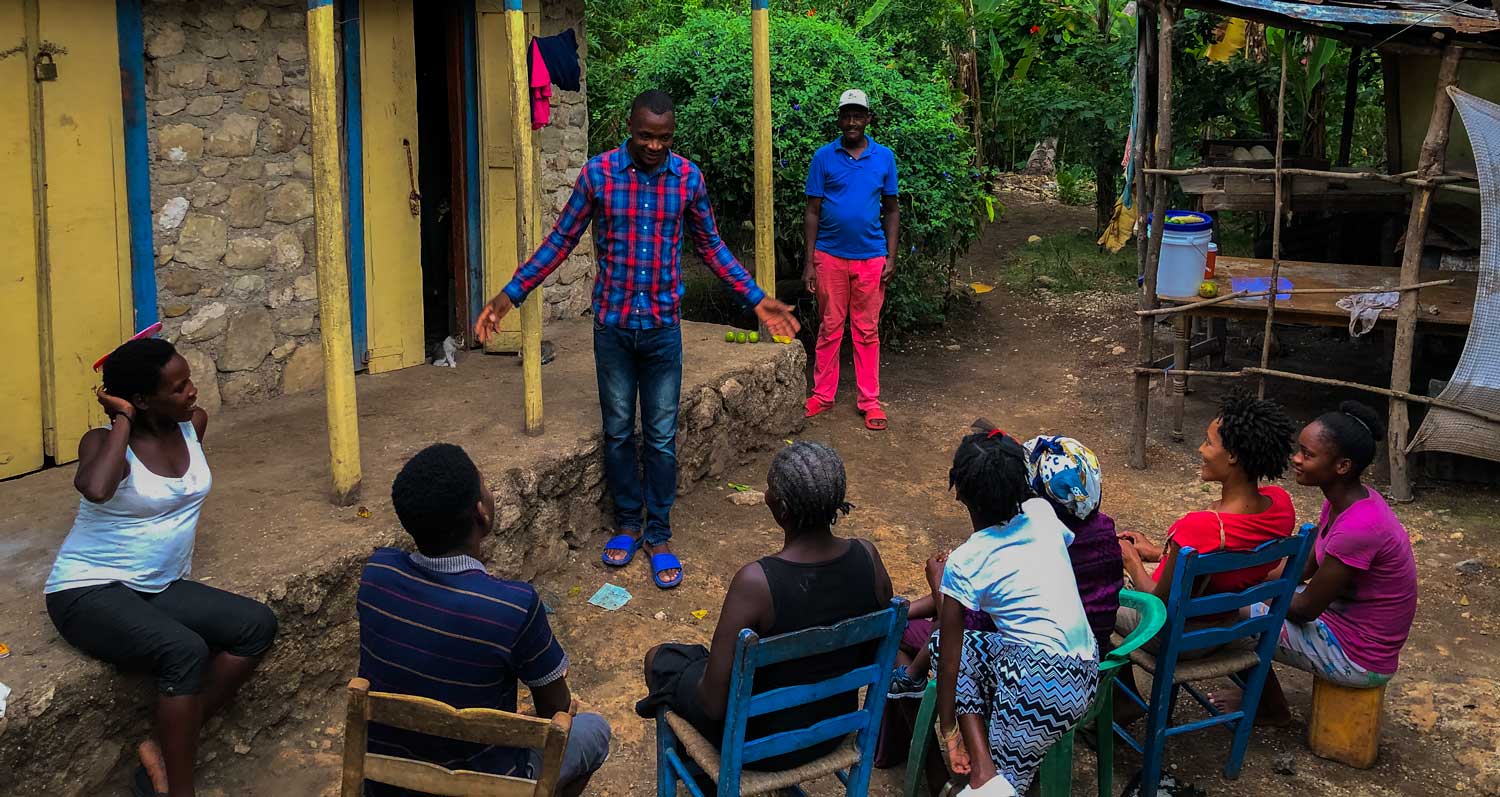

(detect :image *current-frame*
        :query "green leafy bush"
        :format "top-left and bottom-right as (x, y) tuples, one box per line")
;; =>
(599, 9), (987, 334)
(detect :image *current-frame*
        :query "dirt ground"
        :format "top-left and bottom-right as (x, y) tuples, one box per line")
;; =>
(200, 194), (1500, 796)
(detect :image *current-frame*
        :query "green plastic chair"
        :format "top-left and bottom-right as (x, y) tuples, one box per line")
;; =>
(903, 589), (1168, 797)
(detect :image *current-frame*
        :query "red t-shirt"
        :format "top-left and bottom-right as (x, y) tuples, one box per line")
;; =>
(1152, 485), (1296, 595)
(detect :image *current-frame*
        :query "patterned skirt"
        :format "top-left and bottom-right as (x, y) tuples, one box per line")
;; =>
(935, 631), (1100, 793)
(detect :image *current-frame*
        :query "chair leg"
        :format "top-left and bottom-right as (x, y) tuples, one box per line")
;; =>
(1097, 684), (1115, 797)
(1224, 660), (1276, 779)
(1138, 674), (1175, 797)
(656, 715), (678, 797)
(1038, 730), (1074, 797)
(905, 681), (939, 797)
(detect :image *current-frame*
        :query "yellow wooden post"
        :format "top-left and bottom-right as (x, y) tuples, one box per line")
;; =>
(751, 0), (775, 300)
(306, 0), (362, 504)
(506, 0), (544, 435)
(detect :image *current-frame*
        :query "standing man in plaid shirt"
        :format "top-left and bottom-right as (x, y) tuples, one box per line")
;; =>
(476, 90), (799, 590)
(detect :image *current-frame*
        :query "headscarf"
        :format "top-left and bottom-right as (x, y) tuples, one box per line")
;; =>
(1022, 435), (1102, 521)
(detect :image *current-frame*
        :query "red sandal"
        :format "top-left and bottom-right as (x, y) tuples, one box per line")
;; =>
(862, 407), (888, 431)
(805, 398), (834, 419)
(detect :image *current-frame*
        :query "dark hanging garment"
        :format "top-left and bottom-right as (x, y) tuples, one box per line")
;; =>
(530, 29), (581, 92)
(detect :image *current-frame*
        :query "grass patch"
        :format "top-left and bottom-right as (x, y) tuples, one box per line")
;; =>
(1001, 231), (1139, 294)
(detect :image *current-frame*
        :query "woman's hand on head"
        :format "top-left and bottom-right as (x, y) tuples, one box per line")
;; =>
(95, 386), (135, 421)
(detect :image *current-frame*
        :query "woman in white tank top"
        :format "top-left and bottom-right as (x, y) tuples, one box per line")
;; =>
(44, 337), (277, 797)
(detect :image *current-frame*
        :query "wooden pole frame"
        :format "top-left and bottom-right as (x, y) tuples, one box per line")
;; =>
(751, 0), (775, 304)
(1257, 43), (1289, 398)
(1129, 3), (1166, 468)
(506, 0), (544, 436)
(1387, 46), (1462, 501)
(306, 0), (362, 505)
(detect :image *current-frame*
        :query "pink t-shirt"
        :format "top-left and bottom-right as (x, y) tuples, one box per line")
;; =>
(1315, 489), (1418, 675)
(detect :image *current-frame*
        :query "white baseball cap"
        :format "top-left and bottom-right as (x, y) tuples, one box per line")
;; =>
(838, 89), (870, 110)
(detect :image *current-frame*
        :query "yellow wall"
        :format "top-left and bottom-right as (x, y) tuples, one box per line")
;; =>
(359, 0), (426, 374)
(0, 0), (131, 476)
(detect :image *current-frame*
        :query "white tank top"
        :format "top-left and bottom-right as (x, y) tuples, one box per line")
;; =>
(45, 421), (212, 594)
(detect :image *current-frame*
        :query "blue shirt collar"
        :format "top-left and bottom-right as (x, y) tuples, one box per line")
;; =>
(409, 551), (487, 574)
(614, 142), (680, 177)
(833, 135), (880, 159)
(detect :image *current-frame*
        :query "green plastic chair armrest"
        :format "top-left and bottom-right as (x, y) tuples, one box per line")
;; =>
(1102, 589), (1165, 673)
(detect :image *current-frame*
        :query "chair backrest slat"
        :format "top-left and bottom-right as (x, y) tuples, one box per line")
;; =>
(366, 691), (554, 749)
(751, 609), (899, 667)
(741, 711), (870, 765)
(1178, 616), (1281, 652)
(339, 678), (569, 797)
(1183, 534), (1307, 576)
(363, 754), (537, 797)
(1182, 580), (1288, 619)
(746, 665), (883, 718)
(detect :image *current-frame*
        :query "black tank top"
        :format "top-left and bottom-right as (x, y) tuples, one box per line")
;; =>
(747, 540), (883, 770)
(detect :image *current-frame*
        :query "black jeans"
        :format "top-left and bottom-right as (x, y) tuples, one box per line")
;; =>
(46, 580), (278, 696)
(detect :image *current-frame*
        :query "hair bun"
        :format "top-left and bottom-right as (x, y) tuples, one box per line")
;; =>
(1338, 400), (1384, 440)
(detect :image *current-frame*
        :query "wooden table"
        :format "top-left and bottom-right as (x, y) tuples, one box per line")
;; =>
(1152, 257), (1477, 439)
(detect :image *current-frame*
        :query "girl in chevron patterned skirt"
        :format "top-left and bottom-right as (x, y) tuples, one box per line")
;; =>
(934, 421), (1100, 795)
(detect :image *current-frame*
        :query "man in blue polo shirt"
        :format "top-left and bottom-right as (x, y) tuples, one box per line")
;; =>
(356, 443), (610, 796)
(802, 88), (900, 431)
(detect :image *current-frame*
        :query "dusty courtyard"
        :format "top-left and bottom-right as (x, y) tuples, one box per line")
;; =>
(57, 197), (1500, 795)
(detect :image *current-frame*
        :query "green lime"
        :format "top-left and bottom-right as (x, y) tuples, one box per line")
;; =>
(748, 331), (760, 344)
(725, 331), (735, 342)
(736, 332), (748, 344)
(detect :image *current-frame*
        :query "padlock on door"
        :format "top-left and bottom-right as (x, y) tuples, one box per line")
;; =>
(34, 52), (58, 81)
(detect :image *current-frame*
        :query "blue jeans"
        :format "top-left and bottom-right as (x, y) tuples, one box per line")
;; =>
(593, 322), (683, 546)
(526, 711), (612, 787)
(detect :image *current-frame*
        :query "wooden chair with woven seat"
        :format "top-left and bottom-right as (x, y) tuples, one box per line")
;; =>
(656, 598), (909, 797)
(1111, 525), (1316, 797)
(339, 677), (572, 797)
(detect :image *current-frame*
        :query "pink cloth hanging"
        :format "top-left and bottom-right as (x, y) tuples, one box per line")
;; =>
(528, 39), (552, 130)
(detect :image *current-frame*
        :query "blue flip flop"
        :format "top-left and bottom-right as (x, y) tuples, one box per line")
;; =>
(601, 534), (642, 567)
(651, 552), (684, 589)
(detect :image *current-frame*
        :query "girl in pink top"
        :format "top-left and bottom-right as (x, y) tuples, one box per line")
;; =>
(1217, 401), (1417, 725)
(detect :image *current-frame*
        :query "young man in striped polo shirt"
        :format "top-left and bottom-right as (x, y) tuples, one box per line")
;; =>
(356, 444), (610, 795)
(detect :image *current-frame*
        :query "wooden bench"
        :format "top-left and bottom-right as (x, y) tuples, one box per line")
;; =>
(1308, 678), (1387, 769)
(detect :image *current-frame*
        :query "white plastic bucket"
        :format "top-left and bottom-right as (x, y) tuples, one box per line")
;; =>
(1151, 211), (1213, 298)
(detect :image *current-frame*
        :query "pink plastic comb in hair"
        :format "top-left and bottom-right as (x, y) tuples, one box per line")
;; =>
(92, 321), (164, 372)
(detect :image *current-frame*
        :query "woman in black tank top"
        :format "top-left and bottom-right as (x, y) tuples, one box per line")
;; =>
(638, 442), (894, 770)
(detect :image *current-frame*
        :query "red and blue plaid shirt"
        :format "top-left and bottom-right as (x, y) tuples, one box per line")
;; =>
(502, 146), (766, 328)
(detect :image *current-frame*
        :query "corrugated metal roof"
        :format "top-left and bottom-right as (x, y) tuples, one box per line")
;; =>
(1209, 0), (1500, 33)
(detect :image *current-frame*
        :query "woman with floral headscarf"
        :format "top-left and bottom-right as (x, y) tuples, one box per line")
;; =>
(1023, 435), (1123, 657)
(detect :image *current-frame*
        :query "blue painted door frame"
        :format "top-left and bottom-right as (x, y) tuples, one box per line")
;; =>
(338, 0), (484, 367)
(116, 0), (156, 331)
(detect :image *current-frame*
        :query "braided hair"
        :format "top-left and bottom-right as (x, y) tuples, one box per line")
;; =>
(101, 338), (178, 403)
(391, 443), (484, 556)
(949, 419), (1031, 524)
(1314, 400), (1384, 476)
(766, 441), (853, 533)
(1216, 390), (1298, 482)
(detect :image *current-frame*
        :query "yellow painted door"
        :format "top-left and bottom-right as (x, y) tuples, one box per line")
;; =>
(359, 0), (426, 374)
(0, 0), (44, 478)
(38, 0), (133, 463)
(477, 0), (539, 353)
(0, 0), (131, 478)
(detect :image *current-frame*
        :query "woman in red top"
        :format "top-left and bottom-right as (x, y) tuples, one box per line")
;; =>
(1117, 392), (1299, 644)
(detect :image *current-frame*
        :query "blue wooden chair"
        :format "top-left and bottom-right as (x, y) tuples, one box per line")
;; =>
(1112, 524), (1316, 797)
(655, 598), (909, 797)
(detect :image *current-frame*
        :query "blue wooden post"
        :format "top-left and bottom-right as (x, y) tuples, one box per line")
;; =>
(116, 0), (156, 330)
(337, 0), (369, 369)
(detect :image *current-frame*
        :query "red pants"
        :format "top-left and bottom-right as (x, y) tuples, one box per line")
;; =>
(809, 251), (885, 413)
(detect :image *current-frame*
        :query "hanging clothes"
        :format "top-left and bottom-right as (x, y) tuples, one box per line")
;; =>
(528, 40), (552, 130)
(531, 29), (581, 92)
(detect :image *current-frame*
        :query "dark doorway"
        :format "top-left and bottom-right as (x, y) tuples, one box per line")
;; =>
(413, 2), (474, 352)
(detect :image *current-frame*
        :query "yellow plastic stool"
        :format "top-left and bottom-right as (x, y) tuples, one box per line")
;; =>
(1308, 678), (1386, 768)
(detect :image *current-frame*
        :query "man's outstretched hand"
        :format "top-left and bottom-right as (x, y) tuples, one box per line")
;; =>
(474, 291), (515, 344)
(753, 297), (801, 341)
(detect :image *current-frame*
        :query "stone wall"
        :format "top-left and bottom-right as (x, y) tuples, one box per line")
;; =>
(145, 0), (319, 411)
(534, 0), (595, 321)
(145, 0), (593, 409)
